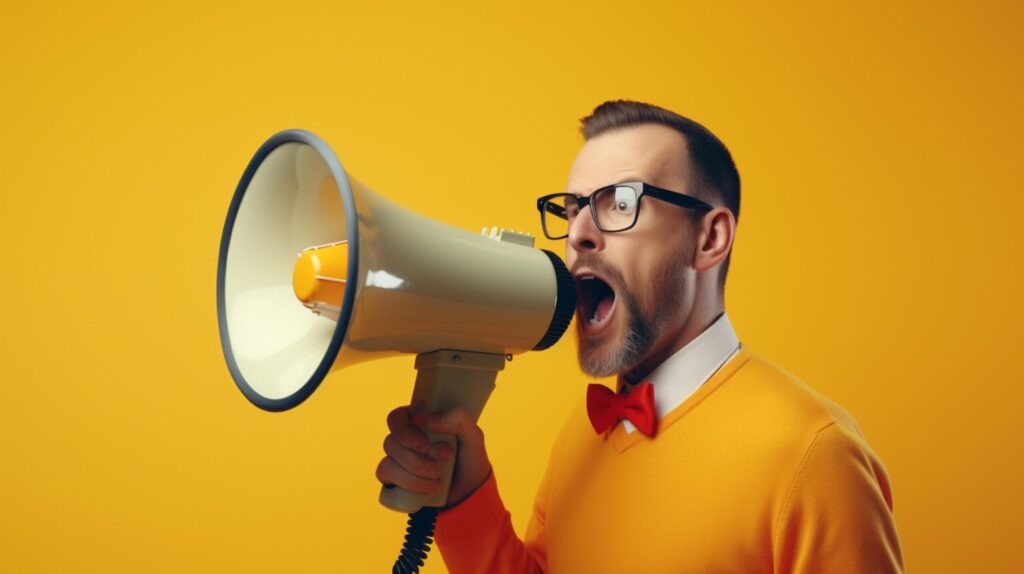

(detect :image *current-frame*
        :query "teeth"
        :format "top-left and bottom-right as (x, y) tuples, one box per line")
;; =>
(582, 276), (600, 325)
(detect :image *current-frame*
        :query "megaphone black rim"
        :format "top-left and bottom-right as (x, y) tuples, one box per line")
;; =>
(216, 129), (359, 412)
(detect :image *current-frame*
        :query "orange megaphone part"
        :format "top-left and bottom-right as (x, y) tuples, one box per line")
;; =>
(292, 241), (348, 307)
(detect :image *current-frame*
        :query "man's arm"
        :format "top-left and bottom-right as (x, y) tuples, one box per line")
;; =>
(434, 468), (550, 574)
(432, 408), (572, 574)
(773, 422), (905, 573)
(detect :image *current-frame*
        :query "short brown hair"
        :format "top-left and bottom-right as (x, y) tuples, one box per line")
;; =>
(580, 100), (740, 289)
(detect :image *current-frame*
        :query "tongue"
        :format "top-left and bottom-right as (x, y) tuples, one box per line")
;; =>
(595, 296), (614, 323)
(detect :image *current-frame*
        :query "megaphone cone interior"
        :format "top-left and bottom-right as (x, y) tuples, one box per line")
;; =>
(217, 130), (575, 412)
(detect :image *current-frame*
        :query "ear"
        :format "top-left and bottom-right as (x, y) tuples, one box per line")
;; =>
(693, 207), (735, 273)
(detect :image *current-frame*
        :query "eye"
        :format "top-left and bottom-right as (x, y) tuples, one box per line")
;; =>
(612, 187), (638, 214)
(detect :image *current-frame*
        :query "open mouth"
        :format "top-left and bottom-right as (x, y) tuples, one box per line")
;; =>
(577, 274), (617, 333)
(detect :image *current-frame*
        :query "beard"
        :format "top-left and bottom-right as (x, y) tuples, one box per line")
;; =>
(574, 251), (690, 378)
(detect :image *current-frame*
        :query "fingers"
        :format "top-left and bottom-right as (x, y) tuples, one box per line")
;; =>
(378, 406), (457, 494)
(383, 434), (442, 479)
(377, 406), (490, 506)
(375, 457), (442, 495)
(426, 408), (484, 448)
(386, 405), (431, 455)
(430, 441), (455, 461)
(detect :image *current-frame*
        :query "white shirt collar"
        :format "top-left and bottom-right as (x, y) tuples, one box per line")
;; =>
(619, 312), (741, 434)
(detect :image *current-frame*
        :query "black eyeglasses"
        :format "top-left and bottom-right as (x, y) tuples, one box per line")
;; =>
(535, 181), (714, 240)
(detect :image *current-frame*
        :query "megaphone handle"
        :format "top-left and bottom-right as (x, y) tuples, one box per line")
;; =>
(379, 350), (505, 513)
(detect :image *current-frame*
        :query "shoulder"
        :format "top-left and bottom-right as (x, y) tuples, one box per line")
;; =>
(723, 350), (866, 443)
(770, 416), (902, 570)
(708, 350), (894, 500)
(722, 353), (901, 560)
(728, 352), (898, 518)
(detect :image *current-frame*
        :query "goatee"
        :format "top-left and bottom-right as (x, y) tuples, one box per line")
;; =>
(574, 253), (688, 378)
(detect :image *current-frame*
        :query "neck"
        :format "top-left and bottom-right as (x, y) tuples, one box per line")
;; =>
(623, 293), (724, 384)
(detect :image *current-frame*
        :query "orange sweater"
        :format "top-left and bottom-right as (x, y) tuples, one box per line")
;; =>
(434, 347), (904, 573)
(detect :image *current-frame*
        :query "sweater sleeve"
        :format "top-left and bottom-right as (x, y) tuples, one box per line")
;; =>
(433, 468), (548, 574)
(434, 402), (578, 573)
(772, 422), (905, 573)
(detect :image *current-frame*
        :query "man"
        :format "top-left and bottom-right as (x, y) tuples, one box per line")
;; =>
(376, 100), (904, 572)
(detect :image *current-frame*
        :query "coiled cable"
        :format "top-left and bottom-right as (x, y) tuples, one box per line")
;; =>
(392, 507), (439, 574)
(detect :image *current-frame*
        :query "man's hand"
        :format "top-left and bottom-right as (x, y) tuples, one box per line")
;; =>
(376, 405), (492, 508)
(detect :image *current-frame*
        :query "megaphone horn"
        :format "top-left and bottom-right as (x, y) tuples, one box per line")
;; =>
(217, 130), (576, 515)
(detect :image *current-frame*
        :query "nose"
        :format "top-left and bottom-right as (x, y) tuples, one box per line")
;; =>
(567, 201), (605, 254)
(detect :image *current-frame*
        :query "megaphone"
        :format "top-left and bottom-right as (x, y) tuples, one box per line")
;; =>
(216, 129), (575, 519)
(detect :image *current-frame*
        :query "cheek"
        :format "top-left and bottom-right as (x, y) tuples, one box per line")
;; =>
(640, 206), (693, 245)
(625, 250), (686, 310)
(635, 224), (693, 277)
(619, 258), (654, 304)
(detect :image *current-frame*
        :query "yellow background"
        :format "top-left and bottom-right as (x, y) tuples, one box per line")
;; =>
(1, 1), (1021, 572)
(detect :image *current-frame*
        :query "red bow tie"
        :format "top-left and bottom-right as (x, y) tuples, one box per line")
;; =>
(586, 382), (658, 437)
